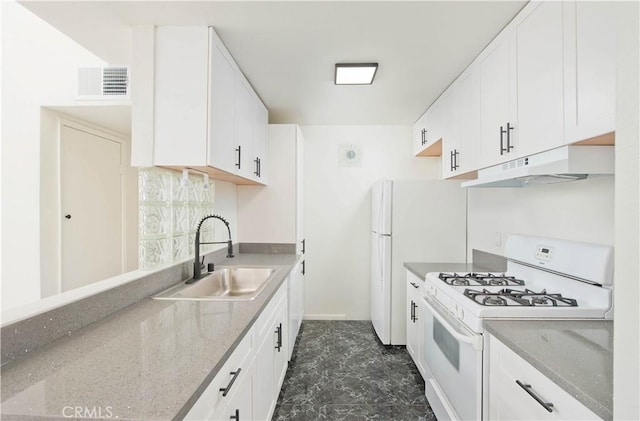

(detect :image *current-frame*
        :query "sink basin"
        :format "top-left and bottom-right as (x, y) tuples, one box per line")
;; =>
(153, 267), (277, 301)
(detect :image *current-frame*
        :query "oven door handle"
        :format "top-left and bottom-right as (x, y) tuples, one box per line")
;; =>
(421, 295), (483, 351)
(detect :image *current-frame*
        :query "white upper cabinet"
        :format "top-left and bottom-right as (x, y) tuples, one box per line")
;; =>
(234, 76), (257, 180)
(208, 33), (237, 174)
(479, 29), (515, 168)
(414, 97), (444, 157)
(440, 87), (461, 179)
(152, 26), (268, 185)
(457, 66), (481, 174)
(512, 0), (565, 158)
(563, 0), (616, 144)
(154, 26), (209, 166)
(253, 99), (269, 183)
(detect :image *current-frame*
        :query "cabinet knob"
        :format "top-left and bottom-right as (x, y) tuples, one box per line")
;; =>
(65, 214), (72, 219)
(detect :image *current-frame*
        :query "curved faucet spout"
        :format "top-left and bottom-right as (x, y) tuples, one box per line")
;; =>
(189, 214), (234, 283)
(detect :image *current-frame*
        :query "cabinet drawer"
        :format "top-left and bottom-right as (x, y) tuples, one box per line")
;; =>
(488, 335), (600, 420)
(183, 327), (254, 420)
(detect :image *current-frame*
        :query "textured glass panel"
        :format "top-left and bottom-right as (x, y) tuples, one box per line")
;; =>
(171, 172), (189, 203)
(139, 168), (217, 270)
(139, 168), (171, 202)
(202, 182), (214, 204)
(139, 237), (170, 269)
(189, 178), (203, 203)
(172, 205), (189, 234)
(172, 234), (188, 262)
(139, 205), (170, 237)
(189, 206), (203, 233)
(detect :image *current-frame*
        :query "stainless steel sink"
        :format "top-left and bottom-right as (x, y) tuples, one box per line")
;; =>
(153, 267), (277, 301)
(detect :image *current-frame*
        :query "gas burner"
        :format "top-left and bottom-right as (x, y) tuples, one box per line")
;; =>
(463, 288), (579, 307)
(438, 272), (525, 287)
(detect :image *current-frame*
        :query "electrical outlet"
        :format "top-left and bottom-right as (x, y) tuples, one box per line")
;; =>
(495, 232), (502, 247)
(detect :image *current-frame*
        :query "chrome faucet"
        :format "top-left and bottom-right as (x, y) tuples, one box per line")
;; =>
(187, 214), (234, 284)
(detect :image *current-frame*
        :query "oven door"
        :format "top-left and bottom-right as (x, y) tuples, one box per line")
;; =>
(421, 294), (483, 421)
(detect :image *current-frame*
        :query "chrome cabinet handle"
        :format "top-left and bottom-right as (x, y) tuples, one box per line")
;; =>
(516, 380), (554, 412)
(219, 368), (241, 397)
(500, 126), (507, 155)
(409, 282), (419, 289)
(230, 409), (240, 420)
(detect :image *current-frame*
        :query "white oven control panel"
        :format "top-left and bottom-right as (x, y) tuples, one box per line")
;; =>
(535, 245), (555, 262)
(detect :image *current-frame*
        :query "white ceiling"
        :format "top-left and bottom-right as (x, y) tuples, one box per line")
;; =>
(22, 1), (526, 126)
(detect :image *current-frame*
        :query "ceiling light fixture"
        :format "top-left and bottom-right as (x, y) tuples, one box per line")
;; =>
(334, 63), (378, 85)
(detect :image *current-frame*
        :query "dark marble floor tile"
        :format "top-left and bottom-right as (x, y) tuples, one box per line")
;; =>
(272, 404), (329, 421)
(275, 321), (435, 420)
(327, 404), (437, 421)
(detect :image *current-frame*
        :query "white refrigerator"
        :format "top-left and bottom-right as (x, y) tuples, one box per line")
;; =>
(371, 179), (467, 345)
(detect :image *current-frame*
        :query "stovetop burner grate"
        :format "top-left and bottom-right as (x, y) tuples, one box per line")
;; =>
(463, 288), (579, 307)
(438, 272), (525, 287)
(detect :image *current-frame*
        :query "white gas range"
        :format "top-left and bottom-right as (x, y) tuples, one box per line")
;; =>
(420, 234), (614, 421)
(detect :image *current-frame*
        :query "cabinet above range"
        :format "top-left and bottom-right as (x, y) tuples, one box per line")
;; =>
(413, 0), (616, 182)
(132, 26), (268, 185)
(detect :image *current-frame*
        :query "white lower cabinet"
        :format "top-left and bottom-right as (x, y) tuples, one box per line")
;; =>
(487, 334), (601, 420)
(253, 279), (289, 421)
(183, 328), (253, 421)
(184, 278), (291, 421)
(288, 260), (304, 360)
(406, 271), (425, 377)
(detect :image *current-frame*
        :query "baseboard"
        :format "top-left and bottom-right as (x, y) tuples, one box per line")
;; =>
(303, 314), (347, 320)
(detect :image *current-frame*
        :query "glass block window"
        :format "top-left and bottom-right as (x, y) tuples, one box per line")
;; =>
(138, 168), (216, 270)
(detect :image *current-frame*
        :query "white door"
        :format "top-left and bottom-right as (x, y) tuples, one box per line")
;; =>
(61, 124), (123, 291)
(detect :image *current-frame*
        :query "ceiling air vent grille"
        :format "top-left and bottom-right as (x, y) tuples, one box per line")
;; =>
(77, 66), (129, 99)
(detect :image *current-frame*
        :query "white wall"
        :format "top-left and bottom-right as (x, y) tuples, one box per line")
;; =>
(613, 1), (639, 418)
(212, 181), (238, 248)
(467, 176), (615, 255)
(301, 125), (440, 320)
(1, 2), (109, 309)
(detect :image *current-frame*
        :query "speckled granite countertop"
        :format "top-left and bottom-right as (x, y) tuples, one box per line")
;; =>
(0, 253), (300, 421)
(403, 262), (498, 280)
(484, 320), (613, 421)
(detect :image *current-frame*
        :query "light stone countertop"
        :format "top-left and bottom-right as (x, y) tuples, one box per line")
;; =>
(0, 253), (300, 421)
(484, 319), (613, 421)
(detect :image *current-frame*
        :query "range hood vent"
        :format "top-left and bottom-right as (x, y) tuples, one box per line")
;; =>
(461, 146), (614, 188)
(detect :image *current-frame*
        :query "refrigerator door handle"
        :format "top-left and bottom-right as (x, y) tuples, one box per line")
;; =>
(378, 236), (384, 289)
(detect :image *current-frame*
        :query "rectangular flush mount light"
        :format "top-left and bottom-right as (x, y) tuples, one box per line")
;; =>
(335, 63), (378, 85)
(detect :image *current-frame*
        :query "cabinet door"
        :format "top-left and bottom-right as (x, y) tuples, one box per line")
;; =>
(253, 321), (275, 420)
(252, 99), (269, 183)
(273, 298), (289, 391)
(154, 27), (209, 166)
(479, 31), (514, 167)
(488, 335), (601, 420)
(208, 30), (237, 173)
(220, 358), (254, 421)
(415, 299), (426, 376)
(295, 127), (305, 254)
(563, 0), (616, 143)
(513, 1), (564, 157)
(234, 76), (255, 179)
(405, 277), (419, 369)
(457, 67), (481, 174)
(441, 86), (461, 179)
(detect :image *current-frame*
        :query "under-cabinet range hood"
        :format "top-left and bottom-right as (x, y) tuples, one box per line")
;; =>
(461, 145), (614, 188)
